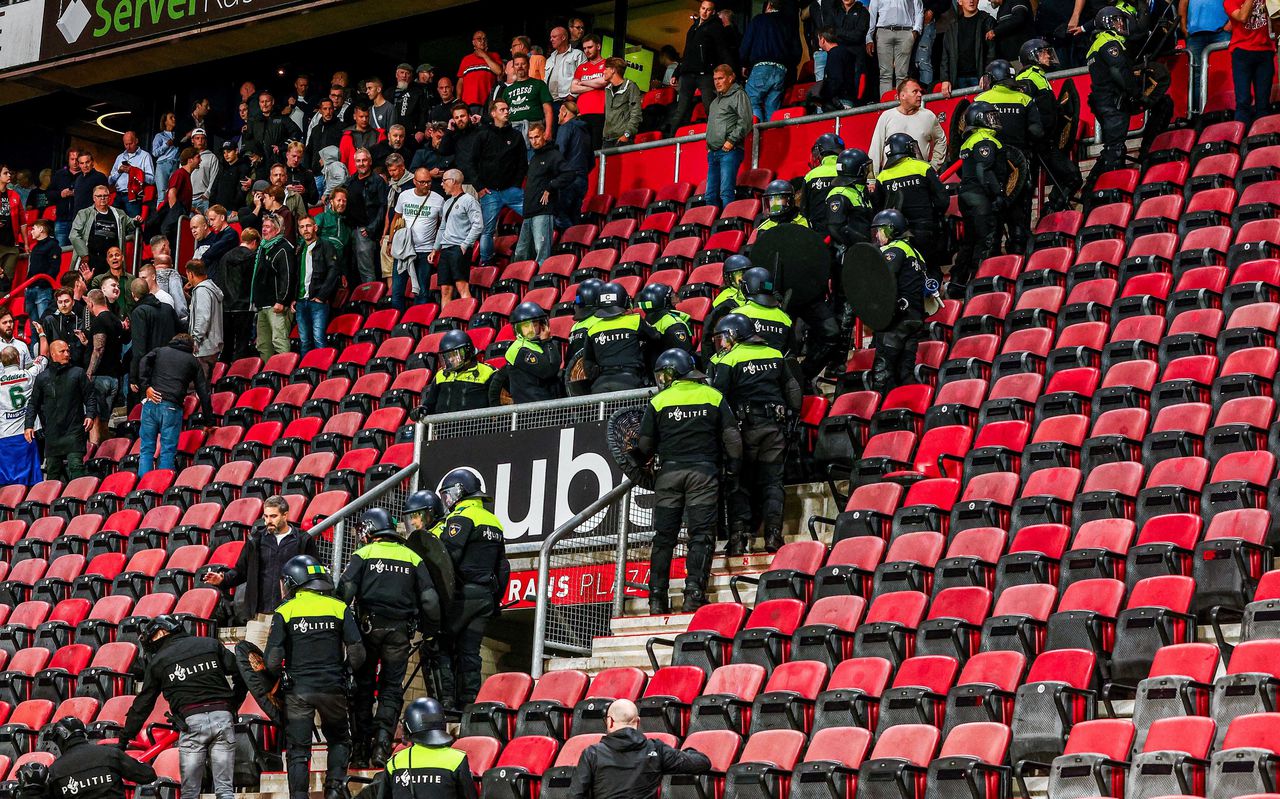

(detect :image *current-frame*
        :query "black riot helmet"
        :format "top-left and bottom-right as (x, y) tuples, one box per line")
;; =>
(510, 301), (549, 339)
(980, 58), (1017, 90)
(438, 467), (486, 511)
(1019, 38), (1059, 69)
(359, 507), (401, 542)
(723, 254), (752, 289)
(404, 697), (453, 746)
(281, 554), (334, 596)
(574, 278), (605, 321)
(438, 329), (476, 372)
(48, 718), (89, 754)
(1094, 6), (1132, 35)
(883, 133), (919, 168)
(653, 348), (704, 389)
(762, 179), (795, 218)
(637, 283), (676, 317)
(872, 209), (909, 244)
(811, 133), (846, 165)
(141, 614), (184, 652)
(405, 490), (445, 524)
(595, 282), (630, 319)
(742, 267), (780, 307)
(964, 100), (1002, 132)
(836, 148), (872, 183)
(16, 761), (48, 790)
(713, 313), (756, 352)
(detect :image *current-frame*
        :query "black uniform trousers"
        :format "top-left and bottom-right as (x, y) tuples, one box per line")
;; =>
(352, 622), (413, 744)
(730, 420), (786, 536)
(436, 583), (495, 707)
(796, 298), (843, 381)
(955, 195), (1002, 295)
(1086, 105), (1133, 193)
(650, 464), (719, 598)
(667, 74), (718, 136)
(1039, 141), (1084, 213)
(871, 318), (925, 393)
(222, 310), (257, 363)
(284, 691), (351, 799)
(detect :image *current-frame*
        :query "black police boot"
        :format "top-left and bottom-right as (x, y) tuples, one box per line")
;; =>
(764, 528), (785, 553)
(370, 734), (393, 769)
(325, 781), (352, 799)
(349, 740), (370, 770)
(726, 525), (750, 557)
(683, 590), (709, 612)
(649, 592), (671, 615)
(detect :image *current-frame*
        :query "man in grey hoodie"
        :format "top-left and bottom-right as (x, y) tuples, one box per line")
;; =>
(705, 64), (752, 210)
(186, 259), (223, 377)
(318, 146), (349, 202)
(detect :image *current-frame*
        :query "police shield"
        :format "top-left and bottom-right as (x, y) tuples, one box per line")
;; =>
(841, 242), (898, 331)
(751, 224), (832, 313)
(947, 98), (972, 164)
(606, 407), (656, 490)
(413, 529), (457, 607)
(1057, 80), (1081, 152)
(565, 350), (592, 396)
(235, 640), (285, 727)
(1005, 146), (1030, 199)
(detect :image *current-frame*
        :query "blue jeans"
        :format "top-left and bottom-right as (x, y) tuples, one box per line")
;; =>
(514, 214), (555, 263)
(154, 159), (178, 209)
(745, 63), (786, 122)
(1233, 48), (1274, 124)
(24, 285), (51, 336)
(114, 195), (143, 218)
(813, 48), (827, 81)
(391, 253), (433, 311)
(295, 299), (329, 354)
(916, 22), (937, 86)
(478, 186), (524, 265)
(138, 400), (182, 476)
(54, 221), (71, 248)
(706, 147), (745, 210)
(1188, 30), (1230, 111)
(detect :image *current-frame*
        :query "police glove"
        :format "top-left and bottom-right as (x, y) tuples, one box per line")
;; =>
(410, 406), (428, 423)
(897, 297), (910, 311)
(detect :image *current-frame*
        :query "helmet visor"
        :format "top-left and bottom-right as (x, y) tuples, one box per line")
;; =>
(713, 331), (736, 353)
(441, 483), (465, 511)
(978, 73), (995, 91)
(516, 319), (544, 339)
(1037, 46), (1060, 67)
(655, 367), (676, 389)
(765, 194), (791, 216)
(442, 348), (468, 370)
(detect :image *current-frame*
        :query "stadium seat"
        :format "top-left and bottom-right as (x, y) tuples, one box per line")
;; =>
(1008, 648), (1097, 764)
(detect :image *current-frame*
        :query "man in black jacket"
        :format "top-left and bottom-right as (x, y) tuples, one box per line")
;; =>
(440, 103), (483, 189)
(666, 0), (735, 135)
(475, 99), (528, 266)
(305, 99), (346, 172)
(295, 216), (341, 355)
(343, 149), (388, 286)
(204, 494), (321, 619)
(218, 228), (259, 363)
(119, 615), (247, 799)
(24, 338), (96, 481)
(393, 64), (429, 136)
(515, 123), (575, 264)
(991, 0), (1035, 61)
(209, 143), (251, 212)
(249, 214), (297, 360)
(245, 93), (303, 165)
(128, 279), (179, 394)
(936, 0), (996, 96)
(569, 699), (710, 799)
(137, 334), (214, 475)
(823, 0), (876, 102)
(42, 718), (156, 799)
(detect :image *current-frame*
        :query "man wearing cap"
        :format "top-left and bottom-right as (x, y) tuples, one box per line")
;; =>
(189, 129), (221, 213)
(393, 63), (429, 140)
(383, 698), (476, 799)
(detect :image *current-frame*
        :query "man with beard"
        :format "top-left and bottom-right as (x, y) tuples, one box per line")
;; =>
(393, 63), (429, 138)
(307, 98), (348, 171)
(371, 124), (418, 170)
(440, 103), (483, 193)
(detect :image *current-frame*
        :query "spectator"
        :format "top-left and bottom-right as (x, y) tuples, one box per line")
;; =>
(0, 165), (25, 290)
(370, 124), (417, 169)
(180, 97), (213, 144)
(991, 0), (1034, 61)
(294, 216), (341, 355)
(1186, 0), (1231, 109)
(269, 165), (308, 228)
(569, 699), (711, 798)
(155, 146), (198, 245)
(507, 35), (535, 84)
(389, 168), (443, 311)
(0, 345), (45, 486)
(246, 92), (303, 165)
(546, 26), (587, 108)
(249, 214), (297, 361)
(129, 277), (179, 392)
(109, 132), (155, 218)
(381, 154), (414, 286)
(475, 98), (528, 266)
(149, 239), (188, 321)
(917, 0), (949, 87)
(191, 208), (239, 281)
(153, 115), (181, 209)
(0, 309), (31, 367)
(434, 169), (483, 304)
(363, 77), (394, 132)
(571, 35), (608, 148)
(441, 103), (483, 191)
(283, 142), (319, 207)
(99, 274), (127, 322)
(428, 78), (459, 124)
(811, 27), (861, 110)
(868, 78), (948, 171)
(73, 152), (110, 214)
(935, 0), (995, 97)
(556, 101), (592, 230)
(393, 64), (429, 138)
(516, 123), (575, 264)
(659, 45), (682, 86)
(139, 262), (179, 322)
(1228, 0), (1275, 124)
(84, 289), (126, 444)
(219, 228), (259, 363)
(306, 99), (347, 172)
(239, 81), (262, 123)
(24, 337), (95, 481)
(458, 31), (505, 112)
(340, 107), (385, 173)
(719, 7), (744, 66)
(603, 57), (644, 147)
(203, 494), (320, 620)
(209, 142), (249, 211)
(344, 149), (389, 285)
(318, 145), (349, 201)
(503, 53), (555, 149)
(867, 0), (923, 96)
(409, 122), (453, 184)
(137, 333), (213, 475)
(41, 288), (88, 368)
(668, 0), (735, 134)
(289, 73), (316, 126)
(72, 185), (138, 275)
(186, 261), (224, 376)
(825, 0), (875, 103)
(569, 16), (588, 49)
(91, 247), (137, 318)
(27, 169), (52, 213)
(317, 187), (355, 280)
(51, 148), (80, 246)
(705, 64), (752, 210)
(26, 220), (59, 328)
(740, 0), (803, 123)
(189, 129), (221, 213)
(64, 267), (90, 317)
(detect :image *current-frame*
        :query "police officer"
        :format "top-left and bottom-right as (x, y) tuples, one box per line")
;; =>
(383, 698), (477, 799)
(118, 615), (247, 799)
(826, 148), (874, 250)
(637, 283), (694, 358)
(735, 267), (796, 355)
(1018, 39), (1082, 212)
(757, 179), (810, 231)
(266, 555), (365, 799)
(955, 102), (1008, 298)
(41, 719), (156, 799)
(802, 133), (845, 231)
(1084, 7), (1173, 194)
(873, 133), (949, 275)
(340, 508), (442, 769)
(975, 59), (1043, 253)
(405, 489), (447, 546)
(566, 277), (606, 365)
(413, 330), (495, 419)
(700, 254), (753, 362)
(635, 349), (742, 614)
(709, 314), (802, 556)
(491, 302), (562, 405)
(437, 467), (509, 709)
(581, 283), (661, 393)
(870, 210), (927, 393)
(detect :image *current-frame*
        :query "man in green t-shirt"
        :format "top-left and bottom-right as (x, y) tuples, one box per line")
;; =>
(500, 53), (553, 154)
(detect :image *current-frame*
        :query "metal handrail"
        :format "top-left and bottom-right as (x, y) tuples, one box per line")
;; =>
(0, 272), (57, 305)
(307, 459), (420, 574)
(421, 386), (653, 430)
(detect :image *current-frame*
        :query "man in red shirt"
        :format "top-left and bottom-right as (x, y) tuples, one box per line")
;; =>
(1226, 0), (1276, 124)
(570, 33), (609, 149)
(458, 30), (504, 112)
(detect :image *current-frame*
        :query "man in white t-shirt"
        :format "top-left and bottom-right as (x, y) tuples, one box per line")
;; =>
(388, 167), (444, 312)
(0, 343), (46, 486)
(868, 78), (949, 173)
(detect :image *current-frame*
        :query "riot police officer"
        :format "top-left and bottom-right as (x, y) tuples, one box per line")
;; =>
(566, 277), (606, 365)
(826, 148), (874, 250)
(701, 254), (753, 362)
(709, 314), (802, 556)
(756, 179), (810, 231)
(383, 698), (477, 799)
(955, 102), (1009, 297)
(802, 133), (845, 231)
(870, 210), (927, 393)
(637, 283), (694, 357)
(118, 615), (246, 799)
(491, 301), (562, 405)
(735, 267), (796, 354)
(414, 329), (495, 419)
(43, 718), (156, 799)
(436, 467), (509, 709)
(1018, 39), (1082, 212)
(635, 349), (742, 614)
(340, 508), (441, 769)
(266, 555), (364, 799)
(581, 282), (661, 393)
(405, 489), (447, 544)
(873, 133), (949, 274)
(975, 59), (1043, 253)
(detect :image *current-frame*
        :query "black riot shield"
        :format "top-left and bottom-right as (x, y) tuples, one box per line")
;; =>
(841, 242), (897, 331)
(565, 350), (592, 396)
(947, 98), (973, 164)
(1057, 80), (1081, 152)
(751, 224), (832, 313)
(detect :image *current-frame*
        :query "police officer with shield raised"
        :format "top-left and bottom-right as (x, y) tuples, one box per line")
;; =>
(383, 698), (477, 799)
(757, 180), (809, 231)
(870, 210), (927, 393)
(340, 508), (441, 769)
(405, 490), (449, 553)
(955, 102), (1008, 298)
(41, 719), (156, 799)
(491, 302), (562, 405)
